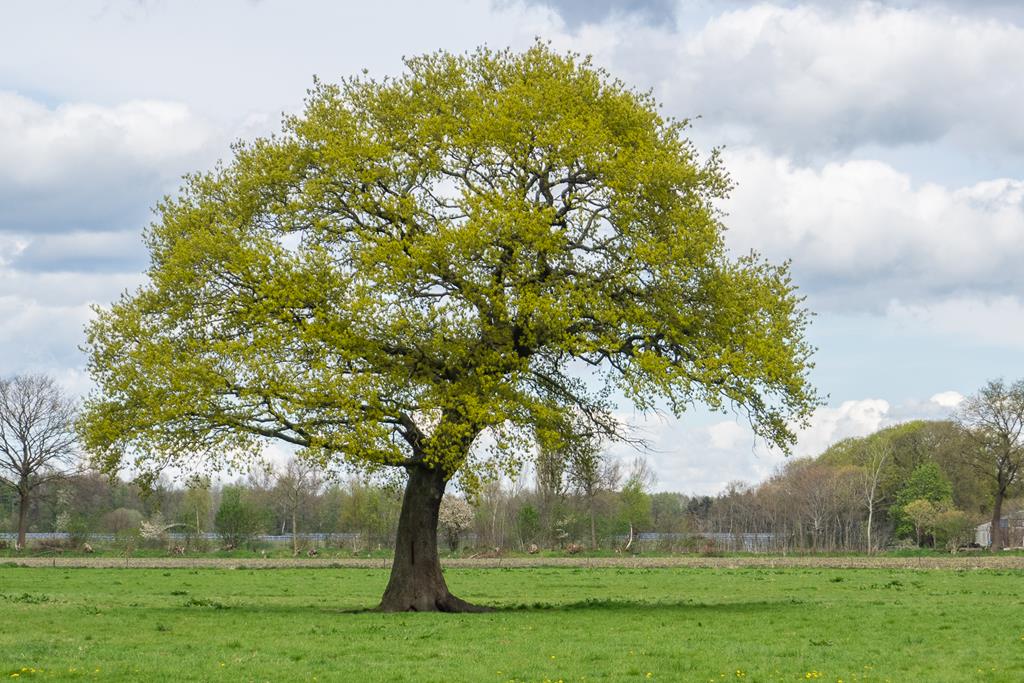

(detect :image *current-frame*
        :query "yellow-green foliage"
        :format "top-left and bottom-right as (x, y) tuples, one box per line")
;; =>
(80, 43), (818, 488)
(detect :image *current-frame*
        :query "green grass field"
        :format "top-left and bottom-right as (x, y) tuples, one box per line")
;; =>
(1, 565), (1022, 682)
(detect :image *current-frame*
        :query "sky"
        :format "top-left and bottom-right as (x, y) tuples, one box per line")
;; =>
(1, 0), (1021, 494)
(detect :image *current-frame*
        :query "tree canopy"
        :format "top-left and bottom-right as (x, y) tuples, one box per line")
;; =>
(81, 44), (817, 483)
(80, 43), (819, 609)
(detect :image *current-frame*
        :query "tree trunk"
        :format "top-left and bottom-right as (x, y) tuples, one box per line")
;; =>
(378, 465), (489, 612)
(16, 489), (29, 550)
(990, 490), (1005, 550)
(866, 501), (874, 554)
(589, 501), (597, 550)
(292, 509), (298, 556)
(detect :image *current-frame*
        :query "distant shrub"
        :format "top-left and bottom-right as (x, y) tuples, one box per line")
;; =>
(517, 505), (540, 547)
(215, 486), (262, 548)
(934, 510), (975, 551)
(66, 517), (92, 547)
(102, 508), (145, 534)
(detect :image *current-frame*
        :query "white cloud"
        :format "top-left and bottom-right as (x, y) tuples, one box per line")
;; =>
(686, 4), (1024, 155)
(930, 390), (965, 408)
(0, 94), (210, 185)
(51, 367), (95, 402)
(605, 398), (888, 493)
(0, 270), (144, 381)
(0, 235), (27, 267)
(0, 92), (219, 234)
(791, 398), (891, 457)
(722, 148), (1024, 309)
(601, 410), (769, 494)
(543, 3), (1024, 160)
(607, 393), (970, 494)
(707, 420), (748, 450)
(0, 298), (95, 373)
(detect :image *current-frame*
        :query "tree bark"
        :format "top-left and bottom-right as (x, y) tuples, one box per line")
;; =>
(292, 509), (298, 556)
(16, 488), (29, 550)
(377, 465), (490, 612)
(990, 490), (1005, 550)
(589, 502), (597, 550)
(866, 502), (874, 554)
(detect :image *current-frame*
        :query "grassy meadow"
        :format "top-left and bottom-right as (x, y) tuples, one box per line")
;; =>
(1, 564), (1022, 682)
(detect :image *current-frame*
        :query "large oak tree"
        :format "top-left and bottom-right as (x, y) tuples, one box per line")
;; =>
(80, 44), (819, 611)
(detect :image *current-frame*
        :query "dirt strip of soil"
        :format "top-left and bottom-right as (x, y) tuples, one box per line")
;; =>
(4, 555), (1024, 570)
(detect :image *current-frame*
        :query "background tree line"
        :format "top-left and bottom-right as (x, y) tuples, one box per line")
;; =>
(3, 375), (1022, 553)
(4, 418), (1019, 553)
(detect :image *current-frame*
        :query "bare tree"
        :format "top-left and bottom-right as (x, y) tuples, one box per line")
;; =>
(955, 379), (1024, 550)
(182, 475), (212, 537)
(861, 441), (892, 554)
(566, 436), (617, 549)
(275, 457), (323, 555)
(473, 478), (511, 550)
(782, 459), (836, 550)
(535, 445), (567, 547)
(0, 375), (78, 548)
